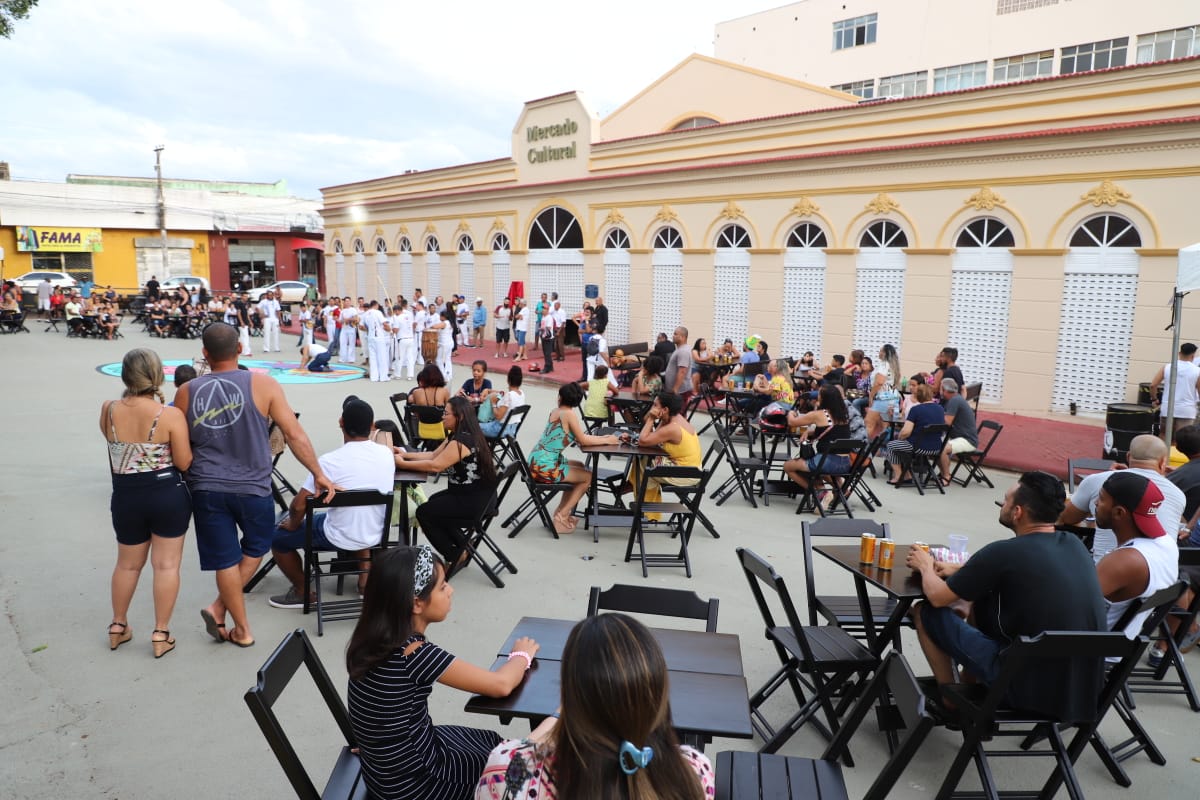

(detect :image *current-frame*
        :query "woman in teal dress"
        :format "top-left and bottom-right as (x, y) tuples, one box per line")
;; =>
(528, 382), (620, 535)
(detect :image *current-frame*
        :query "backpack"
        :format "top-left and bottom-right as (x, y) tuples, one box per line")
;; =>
(586, 337), (601, 357)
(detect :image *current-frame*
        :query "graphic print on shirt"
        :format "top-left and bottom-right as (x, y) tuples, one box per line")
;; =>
(190, 376), (246, 429)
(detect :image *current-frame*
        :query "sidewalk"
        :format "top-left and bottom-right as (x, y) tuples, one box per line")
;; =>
(290, 321), (1106, 479)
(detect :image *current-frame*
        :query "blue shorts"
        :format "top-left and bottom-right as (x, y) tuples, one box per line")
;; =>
(271, 512), (332, 553)
(192, 490), (276, 570)
(919, 603), (1004, 684)
(806, 453), (852, 474)
(111, 469), (192, 545)
(515, 329), (526, 346)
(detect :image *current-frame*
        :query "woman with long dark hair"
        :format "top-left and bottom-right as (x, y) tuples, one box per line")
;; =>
(396, 396), (497, 570)
(475, 613), (713, 799)
(783, 384), (853, 507)
(348, 546), (539, 800)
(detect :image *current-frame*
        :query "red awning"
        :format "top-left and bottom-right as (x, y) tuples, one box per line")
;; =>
(291, 238), (324, 251)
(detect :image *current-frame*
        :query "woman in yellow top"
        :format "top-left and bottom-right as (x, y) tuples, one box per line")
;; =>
(624, 392), (701, 518)
(745, 358), (795, 415)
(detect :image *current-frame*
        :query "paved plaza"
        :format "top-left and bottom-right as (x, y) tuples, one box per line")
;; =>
(1, 329), (1196, 799)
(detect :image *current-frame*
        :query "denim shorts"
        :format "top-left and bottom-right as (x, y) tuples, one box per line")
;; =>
(270, 512), (332, 553)
(806, 453), (852, 474)
(919, 603), (1004, 684)
(515, 329), (526, 346)
(192, 490), (276, 570)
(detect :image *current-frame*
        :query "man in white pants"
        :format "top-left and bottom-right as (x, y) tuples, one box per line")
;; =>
(359, 300), (390, 382)
(390, 299), (416, 379)
(235, 292), (252, 356)
(413, 300), (429, 366)
(321, 300), (339, 357)
(36, 277), (52, 315)
(257, 290), (282, 353)
(338, 297), (359, 363)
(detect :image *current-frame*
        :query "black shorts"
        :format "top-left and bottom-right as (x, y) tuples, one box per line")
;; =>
(496, 328), (510, 343)
(110, 469), (191, 545)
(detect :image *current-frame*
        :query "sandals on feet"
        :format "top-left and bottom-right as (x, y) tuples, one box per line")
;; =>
(151, 629), (176, 659)
(222, 629), (255, 648)
(553, 513), (578, 534)
(108, 621), (132, 651)
(200, 609), (226, 643)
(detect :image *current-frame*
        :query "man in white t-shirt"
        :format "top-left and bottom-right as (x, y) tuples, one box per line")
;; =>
(552, 298), (567, 361)
(586, 332), (618, 388)
(256, 290), (282, 353)
(1059, 434), (1186, 563)
(1150, 342), (1200, 441)
(358, 300), (390, 382)
(267, 398), (395, 608)
(338, 297), (359, 363)
(413, 300), (429, 366)
(389, 300), (416, 380)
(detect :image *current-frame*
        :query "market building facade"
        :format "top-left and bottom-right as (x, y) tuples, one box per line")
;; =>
(319, 54), (1200, 418)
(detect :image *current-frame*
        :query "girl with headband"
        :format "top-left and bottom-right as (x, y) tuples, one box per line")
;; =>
(347, 546), (540, 800)
(474, 613), (713, 799)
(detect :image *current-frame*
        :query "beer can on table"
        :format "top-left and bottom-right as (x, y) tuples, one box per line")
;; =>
(878, 539), (895, 570)
(913, 541), (930, 554)
(859, 533), (877, 564)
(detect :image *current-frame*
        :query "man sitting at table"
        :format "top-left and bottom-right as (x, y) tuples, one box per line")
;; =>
(267, 397), (394, 609)
(652, 331), (676, 361)
(937, 379), (979, 480)
(906, 471), (1106, 721)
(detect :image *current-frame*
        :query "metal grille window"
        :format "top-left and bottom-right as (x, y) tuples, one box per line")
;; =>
(603, 228), (632, 343)
(933, 61), (987, 92)
(352, 239), (367, 300)
(783, 223), (829, 360)
(1137, 26), (1199, 63)
(996, 0), (1059, 14)
(831, 79), (875, 99)
(652, 227), (683, 339)
(833, 13), (877, 50)
(854, 222), (908, 351)
(528, 252), (585, 318)
(1052, 216), (1142, 413)
(373, 238), (391, 302)
(398, 237), (413, 298)
(457, 235), (475, 303)
(1061, 37), (1128, 74)
(492, 233), (511, 308)
(653, 227), (683, 249)
(333, 240), (345, 297)
(949, 220), (1017, 404)
(604, 228), (631, 249)
(713, 224), (752, 348)
(993, 50), (1054, 82)
(528, 207), (583, 250)
(878, 71), (927, 99)
(425, 236), (441, 298)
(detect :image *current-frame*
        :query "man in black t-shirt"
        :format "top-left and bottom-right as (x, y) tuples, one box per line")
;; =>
(145, 275), (160, 300)
(907, 471), (1106, 722)
(933, 346), (964, 395)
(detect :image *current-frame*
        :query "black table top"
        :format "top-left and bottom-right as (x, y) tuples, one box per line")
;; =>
(814, 544), (926, 599)
(394, 469), (428, 483)
(579, 441), (664, 457)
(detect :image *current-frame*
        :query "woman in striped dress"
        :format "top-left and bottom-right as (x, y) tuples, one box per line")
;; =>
(347, 546), (540, 800)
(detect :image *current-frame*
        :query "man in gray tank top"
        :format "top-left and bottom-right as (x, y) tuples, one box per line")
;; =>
(177, 323), (334, 648)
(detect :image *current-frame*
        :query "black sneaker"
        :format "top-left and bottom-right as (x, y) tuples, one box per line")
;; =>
(269, 587), (312, 609)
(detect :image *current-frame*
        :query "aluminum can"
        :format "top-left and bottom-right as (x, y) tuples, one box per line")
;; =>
(878, 539), (895, 570)
(913, 541), (930, 554)
(859, 533), (877, 564)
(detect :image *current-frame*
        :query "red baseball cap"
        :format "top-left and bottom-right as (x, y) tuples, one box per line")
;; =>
(1102, 472), (1167, 538)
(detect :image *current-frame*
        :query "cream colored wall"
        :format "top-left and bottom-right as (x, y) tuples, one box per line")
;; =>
(511, 94), (594, 186)
(598, 55), (855, 141)
(715, 0), (1197, 88)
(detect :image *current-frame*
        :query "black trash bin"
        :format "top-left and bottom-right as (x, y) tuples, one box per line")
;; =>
(1103, 403), (1156, 461)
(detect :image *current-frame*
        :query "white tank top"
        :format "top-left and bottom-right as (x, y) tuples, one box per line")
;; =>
(1105, 535), (1180, 638)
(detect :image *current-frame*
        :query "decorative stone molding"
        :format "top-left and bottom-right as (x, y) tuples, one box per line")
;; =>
(603, 208), (626, 227)
(790, 197), (820, 217)
(719, 200), (746, 220)
(965, 187), (1005, 211)
(454, 218), (471, 235)
(488, 218), (507, 233)
(1081, 180), (1131, 207)
(422, 223), (438, 236)
(865, 193), (900, 215)
(654, 205), (680, 224)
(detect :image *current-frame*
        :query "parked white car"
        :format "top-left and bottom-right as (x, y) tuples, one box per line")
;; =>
(159, 276), (210, 294)
(14, 271), (77, 292)
(248, 281), (310, 304)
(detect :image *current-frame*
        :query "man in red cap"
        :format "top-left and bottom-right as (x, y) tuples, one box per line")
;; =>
(1095, 472), (1180, 658)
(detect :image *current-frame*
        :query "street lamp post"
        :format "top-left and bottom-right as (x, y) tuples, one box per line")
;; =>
(154, 145), (167, 275)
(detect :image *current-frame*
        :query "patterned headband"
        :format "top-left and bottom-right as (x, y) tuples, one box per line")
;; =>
(413, 544), (437, 595)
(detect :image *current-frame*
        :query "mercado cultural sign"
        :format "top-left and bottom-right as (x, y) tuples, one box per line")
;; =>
(16, 226), (104, 253)
(526, 117), (578, 164)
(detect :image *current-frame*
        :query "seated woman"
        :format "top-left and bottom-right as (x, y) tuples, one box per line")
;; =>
(348, 546), (540, 800)
(475, 613), (714, 800)
(625, 392), (701, 519)
(742, 357), (795, 415)
(397, 396), (499, 570)
(409, 362), (451, 446)
(582, 364), (617, 425)
(458, 360), (493, 403)
(631, 354), (665, 400)
(479, 365), (525, 439)
(688, 337), (711, 395)
(527, 382), (622, 535)
(885, 382), (947, 485)
(783, 385), (853, 509)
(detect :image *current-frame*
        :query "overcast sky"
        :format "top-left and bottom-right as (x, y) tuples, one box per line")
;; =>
(0, 0), (774, 199)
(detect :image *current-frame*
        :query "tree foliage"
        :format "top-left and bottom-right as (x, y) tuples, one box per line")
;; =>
(0, 0), (38, 39)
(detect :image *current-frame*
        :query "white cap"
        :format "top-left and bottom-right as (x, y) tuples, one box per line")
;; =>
(475, 296), (483, 302)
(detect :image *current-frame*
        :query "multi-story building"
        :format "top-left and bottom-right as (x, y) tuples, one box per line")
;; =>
(715, 0), (1197, 99)
(0, 172), (323, 294)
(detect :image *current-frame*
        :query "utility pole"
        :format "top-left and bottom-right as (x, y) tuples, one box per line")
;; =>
(154, 145), (167, 275)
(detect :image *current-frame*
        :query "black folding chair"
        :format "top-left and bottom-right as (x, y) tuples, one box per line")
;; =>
(950, 419), (1003, 489)
(501, 438), (574, 539)
(302, 490), (395, 636)
(243, 628), (367, 800)
(736, 547), (878, 759)
(937, 630), (1146, 800)
(793, 439), (868, 518)
(1067, 457), (1117, 493)
(587, 584), (718, 632)
(710, 418), (769, 508)
(487, 404), (531, 469)
(1124, 547), (1200, 712)
(387, 392), (413, 448)
(841, 432), (886, 513)
(799, 518), (911, 647)
(245, 416), (300, 593)
(619, 465), (711, 578)
(445, 462), (521, 588)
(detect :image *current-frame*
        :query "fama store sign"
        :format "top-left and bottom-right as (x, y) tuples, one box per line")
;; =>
(16, 226), (104, 253)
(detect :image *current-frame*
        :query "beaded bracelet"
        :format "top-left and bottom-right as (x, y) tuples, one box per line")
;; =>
(507, 650), (532, 670)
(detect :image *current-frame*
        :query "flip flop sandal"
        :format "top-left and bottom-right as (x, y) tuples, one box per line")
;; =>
(200, 609), (226, 643)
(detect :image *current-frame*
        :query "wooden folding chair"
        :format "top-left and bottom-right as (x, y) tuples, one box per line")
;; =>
(622, 466), (712, 578)
(446, 462), (521, 588)
(588, 584), (718, 631)
(1067, 457), (1117, 493)
(950, 419), (1003, 488)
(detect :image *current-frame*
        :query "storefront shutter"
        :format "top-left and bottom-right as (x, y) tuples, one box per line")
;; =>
(713, 248), (751, 347)
(426, 251), (441, 298)
(334, 254), (345, 298)
(491, 250), (511, 309)
(529, 250), (584, 318)
(400, 253), (413, 298)
(782, 247), (827, 359)
(853, 250), (906, 352)
(652, 248), (683, 340)
(458, 251), (475, 303)
(948, 250), (1013, 404)
(604, 250), (631, 344)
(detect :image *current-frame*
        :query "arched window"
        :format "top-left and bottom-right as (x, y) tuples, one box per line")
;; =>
(333, 240), (344, 254)
(374, 238), (387, 253)
(425, 235), (439, 253)
(528, 206), (582, 250)
(604, 228), (631, 249)
(715, 224), (752, 249)
(398, 236), (412, 252)
(653, 226), (683, 249)
(491, 233), (510, 310)
(352, 239), (365, 254)
(786, 223), (828, 249)
(859, 220), (908, 248)
(458, 235), (474, 252)
(956, 218), (1015, 248)
(670, 116), (719, 131)
(491, 232), (510, 251)
(1069, 214), (1142, 248)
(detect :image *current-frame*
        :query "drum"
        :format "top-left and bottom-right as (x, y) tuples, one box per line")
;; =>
(1137, 381), (1163, 406)
(1103, 403), (1156, 461)
(421, 330), (439, 361)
